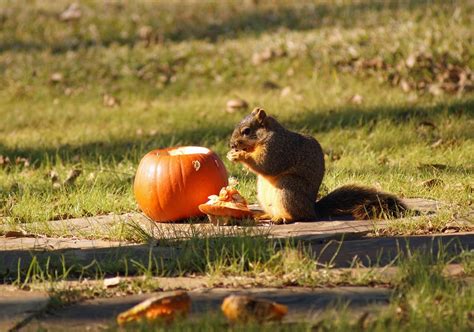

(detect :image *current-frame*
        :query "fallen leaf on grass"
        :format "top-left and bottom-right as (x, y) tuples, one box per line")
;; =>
(400, 79), (411, 92)
(349, 94), (363, 105)
(262, 80), (280, 90)
(103, 94), (120, 107)
(4, 230), (30, 238)
(357, 312), (371, 330)
(0, 155), (11, 167)
(59, 3), (82, 22)
(405, 54), (417, 68)
(336, 52), (473, 95)
(252, 47), (286, 65)
(430, 139), (444, 148)
(63, 169), (82, 186)
(421, 178), (444, 188)
(417, 163), (448, 171)
(138, 25), (153, 40)
(50, 72), (63, 83)
(428, 84), (443, 96)
(15, 157), (30, 168)
(47, 170), (62, 189)
(417, 121), (437, 130)
(226, 98), (248, 113)
(280, 86), (292, 97)
(104, 276), (121, 288)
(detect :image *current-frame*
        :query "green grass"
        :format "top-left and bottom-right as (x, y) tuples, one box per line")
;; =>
(1, 0), (473, 226)
(32, 246), (471, 332)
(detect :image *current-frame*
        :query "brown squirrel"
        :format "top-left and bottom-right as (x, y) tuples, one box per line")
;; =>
(227, 107), (408, 223)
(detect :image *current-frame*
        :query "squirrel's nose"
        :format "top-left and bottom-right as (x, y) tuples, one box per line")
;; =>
(230, 143), (237, 149)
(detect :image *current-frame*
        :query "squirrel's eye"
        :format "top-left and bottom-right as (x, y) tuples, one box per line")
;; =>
(241, 127), (251, 136)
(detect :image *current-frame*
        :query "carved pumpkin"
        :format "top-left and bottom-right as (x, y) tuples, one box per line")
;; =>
(134, 146), (228, 222)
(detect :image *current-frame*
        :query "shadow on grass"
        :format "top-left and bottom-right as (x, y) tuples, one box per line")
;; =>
(0, 99), (472, 166)
(0, 233), (471, 282)
(0, 1), (433, 53)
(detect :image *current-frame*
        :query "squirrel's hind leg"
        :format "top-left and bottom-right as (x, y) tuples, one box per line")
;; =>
(277, 177), (318, 222)
(257, 175), (317, 223)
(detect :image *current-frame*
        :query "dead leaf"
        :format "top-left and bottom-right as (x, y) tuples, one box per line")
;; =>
(48, 170), (59, 182)
(103, 94), (120, 107)
(325, 150), (342, 161)
(252, 47), (286, 66)
(226, 98), (248, 113)
(15, 157), (30, 167)
(280, 86), (292, 97)
(428, 84), (443, 96)
(400, 79), (411, 92)
(349, 94), (363, 105)
(406, 54), (417, 68)
(252, 48), (274, 65)
(87, 172), (96, 181)
(417, 121), (437, 130)
(262, 80), (280, 90)
(421, 178), (444, 188)
(4, 230), (28, 238)
(64, 169), (82, 186)
(104, 276), (121, 288)
(357, 312), (370, 330)
(138, 25), (153, 40)
(137, 25), (161, 46)
(348, 46), (358, 58)
(47, 170), (62, 189)
(59, 3), (82, 22)
(0, 155), (11, 167)
(430, 139), (443, 148)
(50, 72), (63, 83)
(418, 163), (448, 171)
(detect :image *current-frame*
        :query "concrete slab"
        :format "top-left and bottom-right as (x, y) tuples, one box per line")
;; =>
(1, 198), (455, 243)
(0, 286), (49, 331)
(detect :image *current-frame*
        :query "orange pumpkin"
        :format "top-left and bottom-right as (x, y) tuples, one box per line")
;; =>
(134, 146), (228, 222)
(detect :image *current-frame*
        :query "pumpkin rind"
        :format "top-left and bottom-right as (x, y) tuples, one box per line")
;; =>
(134, 147), (228, 222)
(198, 204), (253, 219)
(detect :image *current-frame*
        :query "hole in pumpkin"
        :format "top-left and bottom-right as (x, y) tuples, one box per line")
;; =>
(192, 160), (201, 171)
(168, 146), (210, 156)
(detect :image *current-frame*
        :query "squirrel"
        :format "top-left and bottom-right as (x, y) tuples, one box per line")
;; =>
(226, 107), (408, 223)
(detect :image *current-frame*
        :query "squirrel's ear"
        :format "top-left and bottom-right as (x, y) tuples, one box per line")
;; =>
(251, 107), (267, 125)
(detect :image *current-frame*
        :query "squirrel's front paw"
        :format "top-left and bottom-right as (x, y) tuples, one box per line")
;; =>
(226, 149), (246, 162)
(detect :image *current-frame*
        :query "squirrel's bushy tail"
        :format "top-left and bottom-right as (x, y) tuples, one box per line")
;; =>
(314, 185), (408, 220)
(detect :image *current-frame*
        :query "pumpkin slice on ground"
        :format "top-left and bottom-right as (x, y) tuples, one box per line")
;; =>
(117, 291), (191, 325)
(221, 294), (288, 323)
(198, 186), (253, 225)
